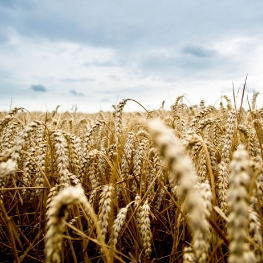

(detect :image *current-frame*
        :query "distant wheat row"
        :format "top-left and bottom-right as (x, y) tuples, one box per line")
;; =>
(0, 94), (263, 263)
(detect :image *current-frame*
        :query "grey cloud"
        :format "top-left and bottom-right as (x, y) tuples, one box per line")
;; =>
(181, 46), (216, 58)
(31, 84), (47, 92)
(0, 0), (18, 8)
(136, 46), (218, 79)
(139, 54), (188, 78)
(0, 0), (33, 10)
(69, 89), (84, 96)
(138, 47), (243, 81)
(2, 1), (263, 49)
(4, 2), (145, 47)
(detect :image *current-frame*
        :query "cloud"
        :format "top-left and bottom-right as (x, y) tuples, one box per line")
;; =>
(1, 1), (261, 50)
(69, 89), (84, 96)
(0, 0), (17, 8)
(110, 75), (121, 81)
(31, 84), (47, 92)
(84, 56), (127, 68)
(0, 0), (33, 11)
(97, 86), (146, 95)
(0, 30), (8, 44)
(61, 78), (95, 83)
(100, 98), (111, 103)
(1, 1), (263, 112)
(181, 45), (216, 58)
(138, 51), (215, 79)
(140, 55), (178, 72)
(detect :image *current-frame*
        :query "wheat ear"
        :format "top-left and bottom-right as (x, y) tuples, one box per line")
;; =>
(147, 119), (208, 262)
(139, 200), (152, 259)
(111, 205), (129, 249)
(98, 184), (114, 241)
(45, 185), (111, 262)
(0, 159), (16, 179)
(228, 145), (256, 263)
(45, 186), (87, 263)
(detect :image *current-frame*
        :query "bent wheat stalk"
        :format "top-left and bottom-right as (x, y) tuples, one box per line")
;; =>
(147, 119), (210, 262)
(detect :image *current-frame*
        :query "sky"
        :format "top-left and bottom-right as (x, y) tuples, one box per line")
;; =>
(0, 0), (263, 113)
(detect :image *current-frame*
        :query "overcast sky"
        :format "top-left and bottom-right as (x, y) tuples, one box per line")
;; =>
(1, 0), (263, 112)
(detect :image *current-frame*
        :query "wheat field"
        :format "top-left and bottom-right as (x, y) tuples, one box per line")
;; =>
(0, 94), (262, 263)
